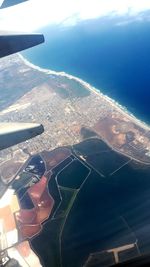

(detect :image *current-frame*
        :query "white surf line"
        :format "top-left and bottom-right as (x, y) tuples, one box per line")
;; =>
(18, 53), (150, 132)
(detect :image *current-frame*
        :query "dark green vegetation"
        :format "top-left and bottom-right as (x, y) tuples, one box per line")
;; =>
(80, 127), (99, 139)
(48, 75), (90, 99)
(57, 159), (90, 189)
(12, 154), (46, 208)
(74, 138), (110, 156)
(0, 57), (49, 111)
(74, 138), (129, 176)
(54, 187), (75, 219)
(61, 140), (150, 267)
(12, 171), (33, 191)
(31, 218), (64, 267)
(25, 155), (45, 176)
(31, 156), (82, 267)
(28, 138), (150, 267)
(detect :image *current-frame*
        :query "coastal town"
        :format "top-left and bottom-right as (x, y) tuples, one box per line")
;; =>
(0, 54), (150, 166)
(1, 54), (150, 267)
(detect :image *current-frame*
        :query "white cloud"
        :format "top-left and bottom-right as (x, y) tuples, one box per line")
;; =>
(0, 0), (150, 32)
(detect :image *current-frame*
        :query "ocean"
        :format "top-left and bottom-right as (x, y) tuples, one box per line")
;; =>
(22, 16), (150, 124)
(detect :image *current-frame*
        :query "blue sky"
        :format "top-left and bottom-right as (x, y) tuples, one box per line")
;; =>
(0, 0), (150, 32)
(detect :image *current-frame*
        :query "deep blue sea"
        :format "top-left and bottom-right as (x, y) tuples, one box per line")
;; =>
(22, 16), (150, 123)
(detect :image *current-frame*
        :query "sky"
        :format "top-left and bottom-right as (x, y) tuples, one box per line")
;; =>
(0, 0), (150, 32)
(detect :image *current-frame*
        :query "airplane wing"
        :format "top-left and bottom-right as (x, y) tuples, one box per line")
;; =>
(0, 34), (44, 58)
(0, 0), (45, 149)
(0, 123), (44, 150)
(0, 0), (28, 8)
(0, 123), (44, 197)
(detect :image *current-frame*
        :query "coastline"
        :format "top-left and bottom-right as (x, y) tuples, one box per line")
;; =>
(18, 53), (150, 132)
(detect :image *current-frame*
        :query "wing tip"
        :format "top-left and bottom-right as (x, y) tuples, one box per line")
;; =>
(0, 0), (28, 9)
